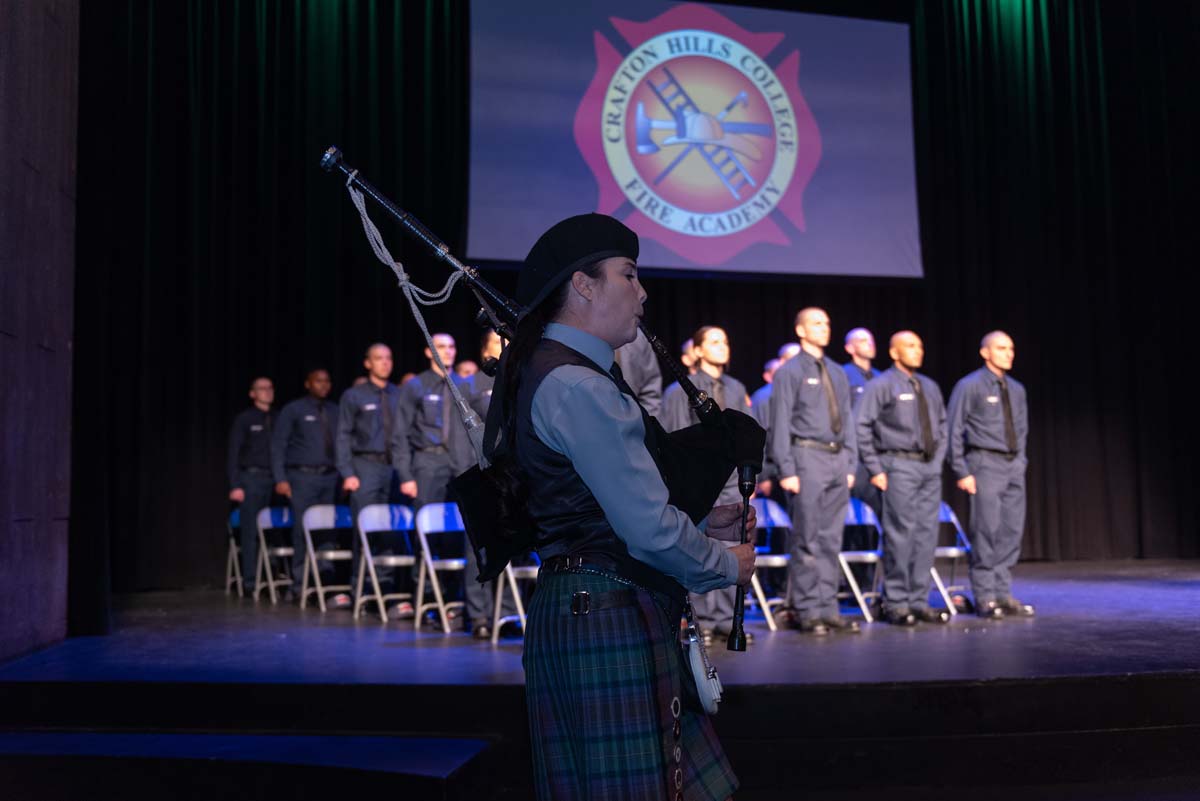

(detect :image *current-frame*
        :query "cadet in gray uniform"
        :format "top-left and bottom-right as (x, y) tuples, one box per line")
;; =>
(856, 331), (949, 626)
(227, 376), (276, 592)
(336, 343), (405, 606)
(613, 327), (663, 418)
(770, 308), (859, 634)
(394, 333), (473, 510)
(948, 330), (1034, 619)
(842, 328), (883, 521)
(271, 368), (340, 594)
(661, 325), (752, 644)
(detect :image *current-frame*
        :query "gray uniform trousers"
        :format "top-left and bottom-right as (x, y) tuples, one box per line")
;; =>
(237, 470), (275, 589)
(785, 447), (851, 621)
(349, 456), (397, 588)
(287, 469), (339, 585)
(880, 456), (942, 612)
(689, 483), (742, 632)
(850, 459), (883, 522)
(966, 451), (1027, 604)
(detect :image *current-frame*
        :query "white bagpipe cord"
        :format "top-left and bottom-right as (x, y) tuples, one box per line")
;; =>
(344, 171), (489, 468)
(683, 597), (724, 714)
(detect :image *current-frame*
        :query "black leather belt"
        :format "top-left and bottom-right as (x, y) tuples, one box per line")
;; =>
(968, 447), (1017, 461)
(287, 465), (336, 474)
(792, 437), (842, 453)
(541, 553), (683, 603)
(353, 452), (390, 464)
(241, 466), (270, 475)
(882, 449), (931, 462)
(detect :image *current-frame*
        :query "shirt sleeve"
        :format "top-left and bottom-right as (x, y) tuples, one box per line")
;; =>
(769, 367), (799, 478)
(227, 413), (244, 489)
(392, 385), (416, 482)
(947, 379), (973, 478)
(932, 383), (949, 468)
(856, 383), (884, 477)
(532, 368), (738, 593)
(335, 392), (355, 478)
(270, 404), (292, 484)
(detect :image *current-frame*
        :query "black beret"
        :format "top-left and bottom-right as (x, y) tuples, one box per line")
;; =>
(516, 214), (639, 311)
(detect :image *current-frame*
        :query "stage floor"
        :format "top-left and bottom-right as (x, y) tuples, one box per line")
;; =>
(3, 559), (1199, 687)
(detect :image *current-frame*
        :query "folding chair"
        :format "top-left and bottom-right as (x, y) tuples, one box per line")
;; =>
(748, 497), (792, 632)
(414, 503), (468, 633)
(354, 504), (417, 623)
(838, 498), (884, 622)
(931, 502), (972, 615)
(299, 504), (355, 612)
(491, 552), (541, 644)
(254, 506), (294, 605)
(225, 508), (243, 597)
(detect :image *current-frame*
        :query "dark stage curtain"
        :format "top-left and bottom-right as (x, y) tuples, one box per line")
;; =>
(73, 0), (1198, 603)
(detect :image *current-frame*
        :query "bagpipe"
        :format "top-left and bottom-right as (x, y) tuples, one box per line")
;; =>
(320, 147), (765, 652)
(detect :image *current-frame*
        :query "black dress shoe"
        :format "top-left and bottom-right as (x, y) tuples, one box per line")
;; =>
(822, 616), (862, 633)
(998, 597), (1036, 617)
(976, 601), (1005, 619)
(913, 607), (951, 624)
(472, 624), (491, 640)
(881, 608), (917, 627)
(792, 618), (830, 635)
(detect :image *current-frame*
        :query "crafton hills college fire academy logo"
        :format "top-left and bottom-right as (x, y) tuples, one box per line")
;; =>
(574, 4), (821, 266)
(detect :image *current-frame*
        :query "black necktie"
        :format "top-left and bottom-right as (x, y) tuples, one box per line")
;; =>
(440, 379), (452, 446)
(999, 376), (1017, 453)
(815, 359), (842, 436)
(911, 377), (935, 459)
(319, 401), (332, 457)
(710, 375), (726, 410)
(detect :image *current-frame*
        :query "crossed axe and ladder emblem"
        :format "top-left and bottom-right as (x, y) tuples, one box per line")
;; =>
(635, 66), (774, 201)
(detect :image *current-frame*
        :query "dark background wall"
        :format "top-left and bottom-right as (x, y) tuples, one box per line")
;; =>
(70, 0), (1198, 610)
(1, 0), (79, 660)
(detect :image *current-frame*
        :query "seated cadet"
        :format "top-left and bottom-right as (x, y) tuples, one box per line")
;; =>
(227, 377), (277, 594)
(271, 368), (341, 602)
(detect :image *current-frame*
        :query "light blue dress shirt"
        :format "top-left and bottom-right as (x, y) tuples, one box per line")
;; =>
(530, 323), (738, 593)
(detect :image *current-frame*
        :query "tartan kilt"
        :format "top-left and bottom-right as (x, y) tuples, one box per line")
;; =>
(523, 569), (738, 801)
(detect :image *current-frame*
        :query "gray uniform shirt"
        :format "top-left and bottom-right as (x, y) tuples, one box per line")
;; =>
(946, 367), (1028, 478)
(613, 328), (663, 417)
(768, 350), (858, 479)
(855, 366), (947, 476)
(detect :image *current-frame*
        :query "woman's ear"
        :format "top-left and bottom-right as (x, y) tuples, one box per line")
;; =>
(570, 270), (594, 302)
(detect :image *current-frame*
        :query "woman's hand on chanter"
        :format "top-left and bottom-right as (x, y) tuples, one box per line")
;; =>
(706, 502), (757, 541)
(731, 542), (757, 586)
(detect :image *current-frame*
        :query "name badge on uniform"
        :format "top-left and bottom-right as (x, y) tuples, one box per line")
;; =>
(425, 393), (441, 402)
(806, 377), (820, 385)
(364, 403), (378, 411)
(304, 415), (317, 422)
(250, 424), (263, 432)
(855, 386), (864, 393)
(986, 396), (1000, 404)
(898, 393), (914, 401)
(484, 390), (493, 397)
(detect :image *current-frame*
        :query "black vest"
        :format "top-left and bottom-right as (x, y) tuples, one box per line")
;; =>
(515, 339), (682, 597)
